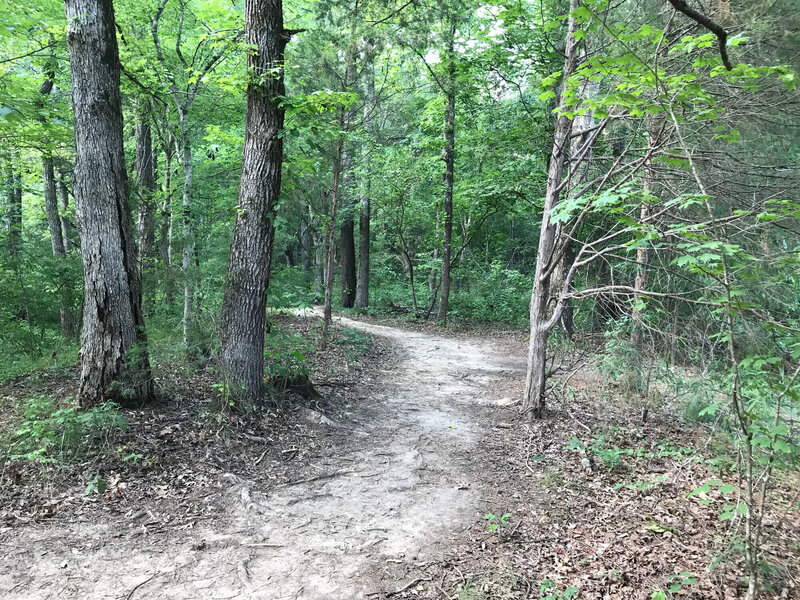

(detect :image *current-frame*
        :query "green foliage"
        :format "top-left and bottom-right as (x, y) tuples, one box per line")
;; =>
(334, 327), (371, 359)
(539, 579), (579, 599)
(4, 396), (127, 463)
(264, 327), (313, 382)
(484, 511), (511, 532)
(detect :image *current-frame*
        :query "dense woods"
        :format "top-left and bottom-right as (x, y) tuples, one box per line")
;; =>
(1, 0), (799, 598)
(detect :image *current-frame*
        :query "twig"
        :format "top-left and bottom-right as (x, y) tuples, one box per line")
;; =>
(254, 449), (268, 466)
(383, 577), (431, 597)
(126, 575), (155, 600)
(275, 470), (349, 488)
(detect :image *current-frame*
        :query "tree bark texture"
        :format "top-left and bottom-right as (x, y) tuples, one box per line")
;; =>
(523, 2), (578, 419)
(436, 20), (456, 323)
(219, 0), (290, 407)
(65, 0), (154, 407)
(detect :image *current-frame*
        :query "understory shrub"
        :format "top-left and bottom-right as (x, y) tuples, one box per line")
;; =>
(4, 395), (127, 462)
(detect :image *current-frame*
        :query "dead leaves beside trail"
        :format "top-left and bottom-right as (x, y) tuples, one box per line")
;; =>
(396, 357), (799, 600)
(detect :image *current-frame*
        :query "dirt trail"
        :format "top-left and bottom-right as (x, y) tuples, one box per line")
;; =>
(1, 313), (526, 600)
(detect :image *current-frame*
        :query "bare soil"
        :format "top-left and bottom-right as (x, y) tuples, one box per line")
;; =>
(1, 312), (798, 599)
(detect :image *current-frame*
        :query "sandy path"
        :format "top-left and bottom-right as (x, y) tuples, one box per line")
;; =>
(0, 313), (525, 600)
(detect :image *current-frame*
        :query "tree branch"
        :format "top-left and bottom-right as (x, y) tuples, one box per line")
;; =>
(666, 0), (733, 70)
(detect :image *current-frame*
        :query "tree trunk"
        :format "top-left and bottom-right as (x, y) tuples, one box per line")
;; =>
(355, 54), (374, 310)
(56, 170), (73, 252)
(300, 218), (312, 273)
(322, 136), (344, 350)
(135, 104), (157, 276)
(436, 20), (456, 324)
(65, 0), (154, 407)
(339, 170), (357, 308)
(522, 2), (578, 419)
(178, 114), (193, 348)
(314, 229), (325, 298)
(5, 160), (21, 256)
(43, 154), (76, 337)
(339, 46), (357, 309)
(220, 0), (291, 407)
(160, 146), (174, 304)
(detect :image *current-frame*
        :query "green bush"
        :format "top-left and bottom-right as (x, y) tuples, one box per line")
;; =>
(4, 395), (128, 463)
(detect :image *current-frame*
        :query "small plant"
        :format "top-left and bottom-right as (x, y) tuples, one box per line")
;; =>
(5, 395), (128, 463)
(334, 327), (371, 358)
(566, 433), (632, 472)
(84, 473), (107, 495)
(539, 579), (579, 599)
(484, 512), (511, 532)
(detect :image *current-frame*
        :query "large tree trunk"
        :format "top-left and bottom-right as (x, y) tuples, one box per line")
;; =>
(65, 0), (154, 407)
(135, 104), (157, 276)
(522, 2), (578, 419)
(220, 0), (291, 407)
(436, 20), (456, 323)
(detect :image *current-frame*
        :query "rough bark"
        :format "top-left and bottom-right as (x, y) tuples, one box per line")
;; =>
(219, 0), (291, 407)
(436, 20), (456, 323)
(65, 0), (154, 407)
(522, 2), (578, 419)
(135, 104), (157, 275)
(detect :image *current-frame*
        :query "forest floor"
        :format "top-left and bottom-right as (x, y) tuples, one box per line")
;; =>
(1, 311), (799, 599)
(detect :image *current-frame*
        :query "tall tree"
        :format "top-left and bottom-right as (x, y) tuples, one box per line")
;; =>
(219, 0), (296, 406)
(64, 0), (154, 407)
(522, 1), (579, 420)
